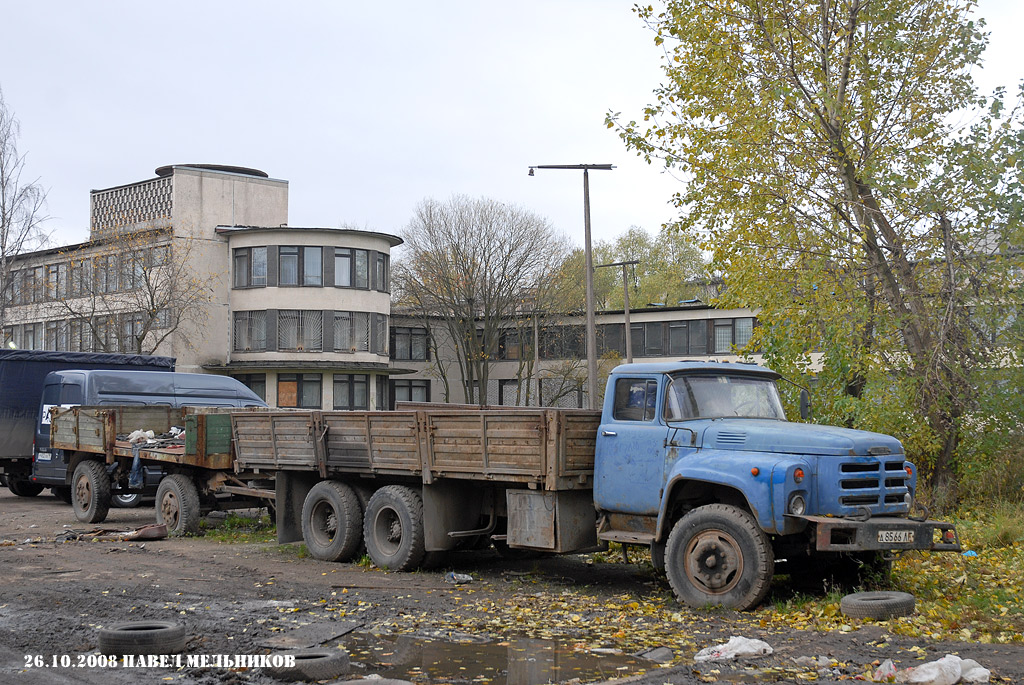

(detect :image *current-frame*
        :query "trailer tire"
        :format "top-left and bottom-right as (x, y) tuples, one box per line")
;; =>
(363, 485), (426, 571)
(664, 503), (774, 611)
(156, 475), (201, 536)
(8, 479), (44, 497)
(72, 460), (111, 523)
(97, 621), (186, 655)
(112, 492), (143, 508)
(840, 591), (916, 620)
(301, 481), (364, 562)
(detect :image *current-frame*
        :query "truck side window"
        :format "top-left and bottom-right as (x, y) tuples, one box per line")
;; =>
(665, 378), (696, 421)
(613, 379), (658, 422)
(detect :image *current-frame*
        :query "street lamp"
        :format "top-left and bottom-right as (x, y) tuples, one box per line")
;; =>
(596, 260), (639, 364)
(528, 163), (615, 410)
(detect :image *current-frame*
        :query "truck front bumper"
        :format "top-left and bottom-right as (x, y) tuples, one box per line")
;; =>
(797, 515), (961, 553)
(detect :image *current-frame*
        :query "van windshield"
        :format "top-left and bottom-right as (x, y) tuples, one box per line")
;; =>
(665, 374), (786, 421)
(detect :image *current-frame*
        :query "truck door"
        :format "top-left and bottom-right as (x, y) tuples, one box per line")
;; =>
(594, 377), (667, 515)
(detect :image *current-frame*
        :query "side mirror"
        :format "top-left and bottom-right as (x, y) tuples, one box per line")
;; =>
(799, 388), (811, 420)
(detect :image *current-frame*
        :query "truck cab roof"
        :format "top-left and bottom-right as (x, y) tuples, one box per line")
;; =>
(611, 360), (780, 379)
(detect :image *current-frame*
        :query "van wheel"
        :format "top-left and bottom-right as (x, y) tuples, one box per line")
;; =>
(664, 503), (774, 611)
(8, 479), (44, 497)
(113, 493), (143, 508)
(301, 481), (363, 562)
(72, 461), (111, 523)
(363, 485), (425, 571)
(156, 475), (201, 536)
(51, 486), (73, 504)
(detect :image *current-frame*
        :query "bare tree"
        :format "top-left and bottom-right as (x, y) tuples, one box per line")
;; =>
(0, 89), (49, 327)
(394, 196), (571, 405)
(50, 228), (215, 354)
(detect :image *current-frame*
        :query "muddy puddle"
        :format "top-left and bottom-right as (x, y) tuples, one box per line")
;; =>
(343, 631), (654, 684)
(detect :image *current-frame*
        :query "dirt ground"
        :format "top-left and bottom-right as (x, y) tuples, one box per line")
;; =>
(1, 488), (1021, 685)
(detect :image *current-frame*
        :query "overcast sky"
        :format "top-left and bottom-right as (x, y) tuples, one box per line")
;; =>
(2, 1), (1021, 252)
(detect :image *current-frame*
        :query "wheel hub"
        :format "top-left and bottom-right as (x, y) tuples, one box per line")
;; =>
(75, 477), (91, 507)
(161, 492), (180, 527)
(685, 530), (743, 593)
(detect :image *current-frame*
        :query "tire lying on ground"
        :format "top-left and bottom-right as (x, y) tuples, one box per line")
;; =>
(97, 621), (187, 655)
(839, 591), (916, 620)
(262, 648), (350, 682)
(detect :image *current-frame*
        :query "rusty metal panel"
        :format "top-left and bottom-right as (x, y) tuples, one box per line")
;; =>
(507, 489), (598, 552)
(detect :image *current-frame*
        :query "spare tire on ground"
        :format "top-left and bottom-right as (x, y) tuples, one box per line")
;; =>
(840, 591), (916, 620)
(263, 649), (350, 681)
(97, 621), (186, 655)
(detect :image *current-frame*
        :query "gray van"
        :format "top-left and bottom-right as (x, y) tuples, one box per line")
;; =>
(32, 370), (266, 503)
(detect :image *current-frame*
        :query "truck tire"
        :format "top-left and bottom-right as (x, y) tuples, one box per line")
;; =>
(664, 503), (774, 611)
(72, 461), (111, 523)
(156, 474), (201, 536)
(7, 479), (44, 497)
(363, 485), (426, 571)
(301, 481), (363, 562)
(97, 621), (186, 655)
(840, 591), (915, 620)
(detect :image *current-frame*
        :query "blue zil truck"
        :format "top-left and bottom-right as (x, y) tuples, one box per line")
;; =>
(199, 360), (960, 610)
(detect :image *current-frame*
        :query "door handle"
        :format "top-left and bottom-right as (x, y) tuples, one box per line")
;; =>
(602, 430), (617, 437)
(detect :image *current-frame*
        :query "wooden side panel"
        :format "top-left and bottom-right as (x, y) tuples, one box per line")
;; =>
(321, 412), (373, 471)
(560, 411), (601, 475)
(233, 412), (317, 469)
(366, 413), (420, 471)
(425, 410), (547, 479)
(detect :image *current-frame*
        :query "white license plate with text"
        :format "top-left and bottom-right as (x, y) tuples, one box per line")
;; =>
(877, 530), (914, 544)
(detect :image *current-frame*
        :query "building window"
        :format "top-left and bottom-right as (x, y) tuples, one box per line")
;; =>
(354, 250), (369, 289)
(234, 374), (267, 401)
(645, 322), (664, 356)
(334, 311), (371, 352)
(393, 327), (429, 361)
(278, 373), (322, 408)
(333, 374), (369, 410)
(279, 246), (299, 285)
(735, 318), (754, 348)
(689, 320), (707, 355)
(71, 259), (92, 297)
(278, 310), (323, 351)
(233, 247), (268, 288)
(334, 249), (352, 287)
(375, 314), (388, 355)
(669, 321), (688, 356)
(713, 319), (734, 353)
(233, 311), (267, 352)
(375, 253), (389, 291)
(303, 246), (322, 286)
(393, 379), (429, 405)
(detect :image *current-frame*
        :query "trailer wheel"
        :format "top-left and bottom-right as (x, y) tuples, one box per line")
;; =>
(664, 503), (774, 611)
(301, 481), (364, 562)
(8, 479), (44, 497)
(156, 475), (201, 536)
(363, 485), (426, 571)
(112, 492), (143, 508)
(72, 461), (111, 523)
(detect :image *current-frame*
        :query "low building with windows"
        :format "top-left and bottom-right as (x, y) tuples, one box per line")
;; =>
(1, 164), (401, 409)
(389, 304), (761, 407)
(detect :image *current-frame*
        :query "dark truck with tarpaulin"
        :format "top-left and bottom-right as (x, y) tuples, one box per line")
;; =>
(0, 349), (174, 498)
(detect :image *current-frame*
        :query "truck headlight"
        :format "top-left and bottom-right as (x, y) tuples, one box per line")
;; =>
(788, 494), (806, 516)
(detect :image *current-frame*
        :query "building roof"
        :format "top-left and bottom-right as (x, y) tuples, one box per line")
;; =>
(216, 225), (403, 247)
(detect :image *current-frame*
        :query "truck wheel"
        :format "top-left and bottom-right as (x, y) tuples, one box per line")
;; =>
(8, 479), (44, 497)
(664, 503), (774, 611)
(156, 475), (201, 536)
(301, 481), (363, 562)
(51, 486), (73, 504)
(363, 485), (426, 571)
(72, 461), (111, 523)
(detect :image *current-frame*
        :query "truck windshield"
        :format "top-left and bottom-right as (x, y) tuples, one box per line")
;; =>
(665, 374), (786, 421)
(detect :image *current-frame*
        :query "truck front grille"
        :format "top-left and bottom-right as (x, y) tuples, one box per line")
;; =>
(836, 459), (909, 509)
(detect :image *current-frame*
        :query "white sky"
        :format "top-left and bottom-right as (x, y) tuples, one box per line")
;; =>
(1, 1), (1021, 251)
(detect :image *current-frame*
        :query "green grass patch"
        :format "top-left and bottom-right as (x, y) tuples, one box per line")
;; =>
(201, 512), (276, 544)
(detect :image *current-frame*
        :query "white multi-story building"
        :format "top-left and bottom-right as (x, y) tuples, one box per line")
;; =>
(1, 164), (401, 410)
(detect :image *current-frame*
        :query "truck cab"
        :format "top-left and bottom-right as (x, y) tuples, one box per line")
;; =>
(593, 361), (959, 609)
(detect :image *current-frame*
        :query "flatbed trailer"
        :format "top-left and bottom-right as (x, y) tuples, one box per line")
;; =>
(49, 405), (276, 531)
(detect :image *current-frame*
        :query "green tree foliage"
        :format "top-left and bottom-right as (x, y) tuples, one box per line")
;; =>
(608, 0), (1024, 503)
(555, 225), (708, 312)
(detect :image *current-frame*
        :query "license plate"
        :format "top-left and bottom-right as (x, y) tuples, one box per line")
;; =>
(878, 530), (914, 544)
(35, 451), (51, 461)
